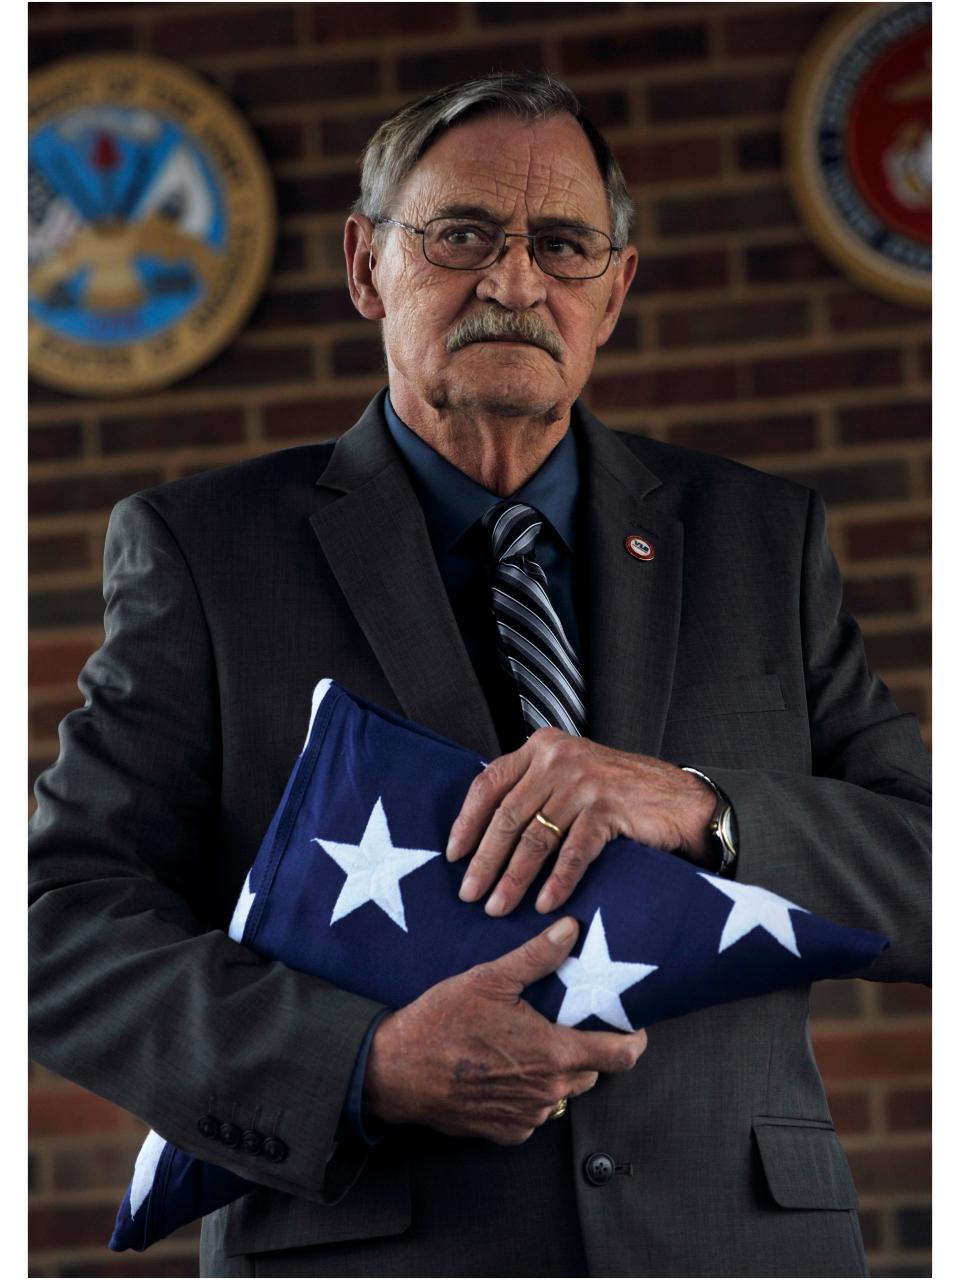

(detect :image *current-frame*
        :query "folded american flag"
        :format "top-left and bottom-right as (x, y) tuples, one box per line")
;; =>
(111, 678), (888, 1251)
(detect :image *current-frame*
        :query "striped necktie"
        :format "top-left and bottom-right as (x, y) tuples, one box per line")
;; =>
(481, 501), (586, 738)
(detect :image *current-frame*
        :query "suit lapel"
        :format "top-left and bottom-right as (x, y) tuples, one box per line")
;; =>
(579, 407), (684, 757)
(310, 395), (500, 759)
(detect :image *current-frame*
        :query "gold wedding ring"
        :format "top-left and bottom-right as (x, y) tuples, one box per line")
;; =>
(548, 1097), (569, 1121)
(534, 810), (564, 838)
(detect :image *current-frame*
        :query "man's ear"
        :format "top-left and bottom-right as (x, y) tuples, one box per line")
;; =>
(595, 244), (638, 349)
(344, 214), (386, 320)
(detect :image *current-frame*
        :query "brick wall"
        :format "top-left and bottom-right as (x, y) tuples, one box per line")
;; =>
(28, 3), (931, 1276)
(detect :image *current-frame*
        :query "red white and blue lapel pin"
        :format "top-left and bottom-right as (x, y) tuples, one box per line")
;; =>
(625, 534), (655, 561)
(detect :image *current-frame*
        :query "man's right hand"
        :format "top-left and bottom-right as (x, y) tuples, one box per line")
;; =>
(362, 917), (648, 1145)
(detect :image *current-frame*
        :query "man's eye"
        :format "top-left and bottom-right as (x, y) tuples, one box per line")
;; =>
(538, 235), (585, 258)
(442, 224), (493, 245)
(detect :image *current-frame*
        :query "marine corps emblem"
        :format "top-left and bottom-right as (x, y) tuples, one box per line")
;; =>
(786, 3), (930, 307)
(29, 55), (275, 396)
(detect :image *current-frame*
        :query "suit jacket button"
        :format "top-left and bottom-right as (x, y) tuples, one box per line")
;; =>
(219, 1121), (242, 1148)
(198, 1114), (220, 1139)
(262, 1136), (289, 1163)
(583, 1152), (615, 1186)
(242, 1129), (264, 1155)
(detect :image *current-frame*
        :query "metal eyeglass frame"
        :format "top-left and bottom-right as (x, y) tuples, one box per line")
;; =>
(376, 216), (623, 280)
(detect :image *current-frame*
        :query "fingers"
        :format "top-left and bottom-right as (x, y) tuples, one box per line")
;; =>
(529, 1071), (598, 1125)
(483, 916), (580, 994)
(560, 1026), (648, 1076)
(461, 800), (606, 917)
(446, 742), (532, 864)
(484, 1066), (601, 1142)
(568, 1070), (600, 1098)
(471, 790), (569, 915)
(472, 806), (606, 919)
(533, 812), (603, 914)
(448, 731), (616, 917)
(451, 737), (563, 910)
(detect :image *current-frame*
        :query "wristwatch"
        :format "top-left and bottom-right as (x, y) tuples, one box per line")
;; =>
(681, 767), (739, 876)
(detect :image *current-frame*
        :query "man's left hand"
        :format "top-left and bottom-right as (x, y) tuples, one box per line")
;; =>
(446, 728), (717, 916)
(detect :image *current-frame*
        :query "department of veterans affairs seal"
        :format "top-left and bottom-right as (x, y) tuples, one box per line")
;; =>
(29, 54), (275, 396)
(786, 3), (930, 307)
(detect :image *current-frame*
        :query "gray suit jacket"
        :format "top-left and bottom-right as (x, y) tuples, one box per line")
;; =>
(29, 391), (930, 1278)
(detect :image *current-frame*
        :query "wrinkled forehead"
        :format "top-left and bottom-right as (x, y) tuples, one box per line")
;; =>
(393, 113), (612, 233)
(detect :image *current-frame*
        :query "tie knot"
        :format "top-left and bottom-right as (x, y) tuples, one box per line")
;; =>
(481, 502), (543, 563)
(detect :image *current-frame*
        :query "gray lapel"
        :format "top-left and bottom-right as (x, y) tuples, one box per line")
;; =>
(310, 393), (501, 759)
(578, 406), (684, 757)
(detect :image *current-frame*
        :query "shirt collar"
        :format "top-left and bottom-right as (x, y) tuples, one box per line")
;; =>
(384, 393), (579, 555)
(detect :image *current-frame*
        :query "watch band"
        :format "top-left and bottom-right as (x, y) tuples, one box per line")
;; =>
(680, 767), (739, 875)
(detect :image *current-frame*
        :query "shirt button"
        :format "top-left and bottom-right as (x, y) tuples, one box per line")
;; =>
(583, 1152), (615, 1186)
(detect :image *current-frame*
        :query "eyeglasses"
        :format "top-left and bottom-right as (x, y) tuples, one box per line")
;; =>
(377, 216), (622, 280)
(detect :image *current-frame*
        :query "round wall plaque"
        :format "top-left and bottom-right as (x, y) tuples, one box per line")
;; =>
(29, 54), (276, 396)
(786, 3), (930, 307)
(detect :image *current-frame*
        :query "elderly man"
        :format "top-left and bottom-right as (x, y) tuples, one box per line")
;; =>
(30, 73), (929, 1278)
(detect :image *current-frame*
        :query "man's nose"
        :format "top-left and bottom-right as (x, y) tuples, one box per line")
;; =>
(475, 236), (548, 310)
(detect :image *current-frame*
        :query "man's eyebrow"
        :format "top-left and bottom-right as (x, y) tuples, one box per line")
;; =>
(429, 202), (600, 233)
(431, 202), (503, 222)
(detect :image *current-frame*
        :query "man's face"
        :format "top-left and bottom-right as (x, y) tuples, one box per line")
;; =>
(357, 113), (637, 424)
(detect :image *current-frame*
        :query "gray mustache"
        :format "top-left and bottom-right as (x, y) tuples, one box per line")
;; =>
(447, 310), (563, 361)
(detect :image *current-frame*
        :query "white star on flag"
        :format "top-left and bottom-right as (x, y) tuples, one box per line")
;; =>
(699, 873), (808, 957)
(312, 797), (442, 931)
(555, 909), (657, 1031)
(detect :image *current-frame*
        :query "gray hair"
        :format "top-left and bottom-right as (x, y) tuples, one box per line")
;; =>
(353, 71), (636, 249)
